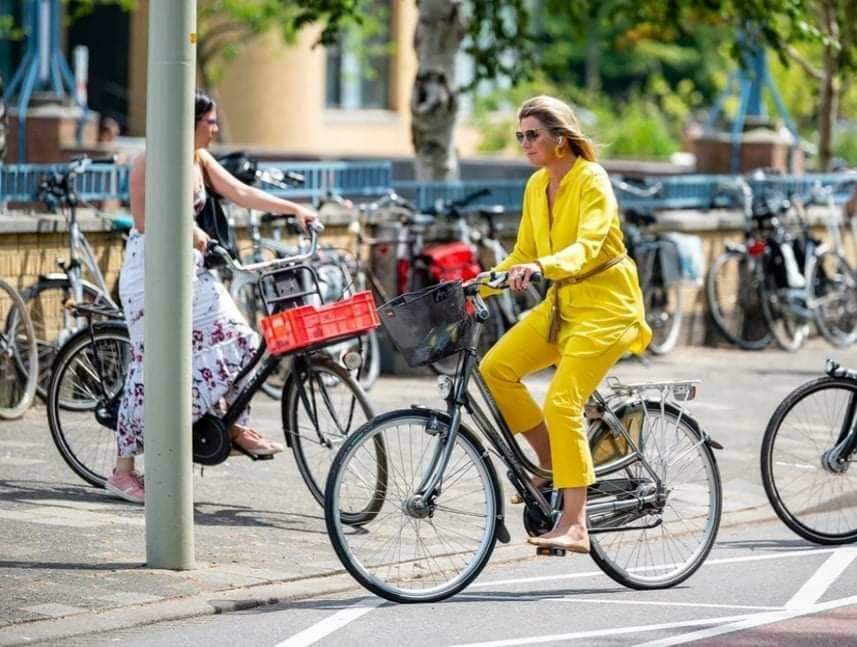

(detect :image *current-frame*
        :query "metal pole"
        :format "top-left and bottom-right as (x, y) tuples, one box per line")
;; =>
(144, 0), (197, 570)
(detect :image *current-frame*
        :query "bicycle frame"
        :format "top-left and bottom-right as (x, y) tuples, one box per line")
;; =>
(406, 285), (681, 533)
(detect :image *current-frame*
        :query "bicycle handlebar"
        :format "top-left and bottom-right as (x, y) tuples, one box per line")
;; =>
(205, 220), (324, 273)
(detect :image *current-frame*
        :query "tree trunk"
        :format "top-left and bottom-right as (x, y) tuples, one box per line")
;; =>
(410, 0), (467, 182)
(816, 1), (840, 171)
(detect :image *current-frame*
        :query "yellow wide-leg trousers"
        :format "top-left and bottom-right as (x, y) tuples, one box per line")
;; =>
(479, 319), (637, 489)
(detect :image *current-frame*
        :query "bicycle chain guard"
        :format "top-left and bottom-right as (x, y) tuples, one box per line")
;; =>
(192, 414), (232, 466)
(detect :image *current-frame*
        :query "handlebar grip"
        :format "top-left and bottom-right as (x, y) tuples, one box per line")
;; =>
(203, 241), (232, 269)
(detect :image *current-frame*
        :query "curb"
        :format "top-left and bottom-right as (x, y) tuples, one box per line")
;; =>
(0, 504), (777, 646)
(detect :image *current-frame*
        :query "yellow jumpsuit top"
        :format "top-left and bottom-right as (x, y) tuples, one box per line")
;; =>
(489, 156), (652, 356)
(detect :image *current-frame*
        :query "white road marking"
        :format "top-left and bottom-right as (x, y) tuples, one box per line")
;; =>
(632, 594), (857, 646)
(274, 599), (384, 647)
(545, 597), (782, 611)
(472, 546), (836, 588)
(451, 613), (752, 647)
(785, 546), (857, 610)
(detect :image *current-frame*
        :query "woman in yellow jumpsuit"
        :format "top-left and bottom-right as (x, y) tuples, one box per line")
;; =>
(480, 96), (652, 553)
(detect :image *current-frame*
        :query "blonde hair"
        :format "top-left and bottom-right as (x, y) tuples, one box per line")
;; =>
(518, 95), (597, 161)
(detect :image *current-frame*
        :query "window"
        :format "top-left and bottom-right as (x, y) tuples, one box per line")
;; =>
(325, 1), (392, 110)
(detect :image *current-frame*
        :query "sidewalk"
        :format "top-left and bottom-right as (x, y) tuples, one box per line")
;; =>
(1, 339), (852, 645)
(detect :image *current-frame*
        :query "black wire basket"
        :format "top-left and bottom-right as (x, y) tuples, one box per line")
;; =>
(377, 281), (474, 368)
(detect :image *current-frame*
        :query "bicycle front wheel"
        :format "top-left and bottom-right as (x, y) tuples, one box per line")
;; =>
(325, 410), (501, 603)
(21, 277), (105, 398)
(705, 250), (771, 350)
(589, 402), (722, 589)
(0, 280), (38, 419)
(283, 356), (375, 509)
(47, 323), (131, 488)
(808, 250), (857, 348)
(761, 377), (857, 544)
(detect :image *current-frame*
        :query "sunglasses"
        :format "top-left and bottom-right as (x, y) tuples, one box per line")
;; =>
(515, 128), (545, 144)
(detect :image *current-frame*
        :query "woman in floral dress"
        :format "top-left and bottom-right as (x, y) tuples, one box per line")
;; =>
(106, 92), (318, 504)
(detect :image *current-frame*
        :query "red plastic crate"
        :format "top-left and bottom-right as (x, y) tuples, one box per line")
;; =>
(260, 291), (380, 356)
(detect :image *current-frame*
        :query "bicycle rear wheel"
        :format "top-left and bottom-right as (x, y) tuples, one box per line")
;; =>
(761, 377), (857, 544)
(588, 402), (722, 589)
(808, 251), (857, 348)
(325, 410), (501, 603)
(0, 280), (38, 419)
(47, 323), (131, 488)
(284, 356), (376, 512)
(705, 250), (771, 350)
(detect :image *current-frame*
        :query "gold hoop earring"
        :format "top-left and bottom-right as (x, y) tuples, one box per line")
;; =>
(554, 143), (565, 159)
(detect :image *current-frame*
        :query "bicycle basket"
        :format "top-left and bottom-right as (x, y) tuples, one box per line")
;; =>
(377, 281), (473, 368)
(260, 291), (380, 356)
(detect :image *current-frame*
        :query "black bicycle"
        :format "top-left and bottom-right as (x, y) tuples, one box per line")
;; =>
(46, 227), (386, 518)
(761, 359), (857, 544)
(325, 272), (722, 603)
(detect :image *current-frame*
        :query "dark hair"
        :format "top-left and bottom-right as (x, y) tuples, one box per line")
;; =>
(195, 92), (215, 124)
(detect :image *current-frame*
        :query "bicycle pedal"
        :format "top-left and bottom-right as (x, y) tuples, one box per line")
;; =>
(536, 546), (567, 557)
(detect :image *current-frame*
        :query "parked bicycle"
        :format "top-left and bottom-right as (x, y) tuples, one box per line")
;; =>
(26, 156), (126, 396)
(0, 278), (38, 419)
(705, 175), (857, 350)
(612, 178), (684, 355)
(225, 163), (385, 394)
(761, 359), (857, 544)
(47, 227), (384, 513)
(325, 271), (722, 603)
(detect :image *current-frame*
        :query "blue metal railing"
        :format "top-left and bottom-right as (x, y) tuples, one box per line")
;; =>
(0, 163), (129, 206)
(393, 179), (525, 212)
(1, 160), (854, 216)
(258, 161), (392, 201)
(0, 161), (393, 207)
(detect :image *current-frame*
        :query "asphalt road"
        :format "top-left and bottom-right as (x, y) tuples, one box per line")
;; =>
(74, 519), (857, 647)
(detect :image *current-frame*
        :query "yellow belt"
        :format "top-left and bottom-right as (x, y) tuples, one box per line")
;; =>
(547, 253), (627, 343)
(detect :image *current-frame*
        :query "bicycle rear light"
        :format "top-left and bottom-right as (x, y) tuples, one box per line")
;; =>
(673, 383), (697, 401)
(748, 240), (766, 257)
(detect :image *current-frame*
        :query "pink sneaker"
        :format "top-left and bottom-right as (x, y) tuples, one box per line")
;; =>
(105, 470), (145, 504)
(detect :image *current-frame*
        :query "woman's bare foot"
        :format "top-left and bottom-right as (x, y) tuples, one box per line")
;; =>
(230, 425), (284, 456)
(527, 522), (590, 553)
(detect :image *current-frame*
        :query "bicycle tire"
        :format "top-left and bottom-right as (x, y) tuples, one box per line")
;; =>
(20, 277), (106, 399)
(759, 277), (809, 352)
(645, 281), (683, 355)
(0, 280), (38, 419)
(705, 249), (771, 350)
(589, 401), (722, 589)
(807, 250), (857, 348)
(47, 322), (131, 488)
(325, 409), (501, 603)
(761, 376), (857, 544)
(283, 356), (378, 515)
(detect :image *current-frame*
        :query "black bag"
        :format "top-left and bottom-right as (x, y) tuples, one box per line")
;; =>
(195, 188), (239, 259)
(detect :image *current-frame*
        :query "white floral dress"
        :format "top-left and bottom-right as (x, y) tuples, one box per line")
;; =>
(114, 187), (260, 457)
